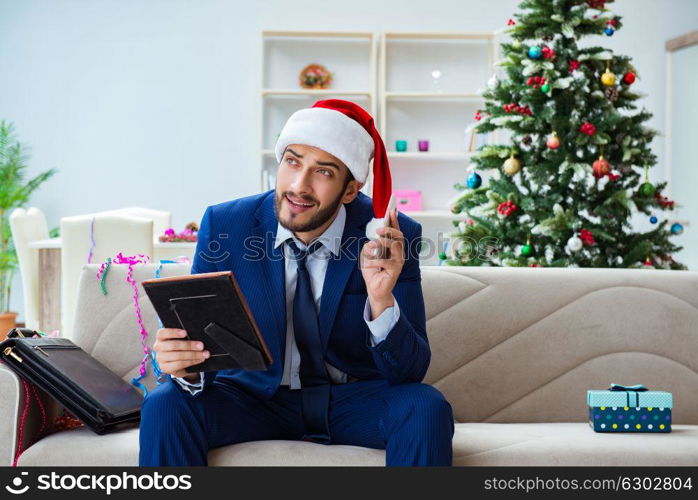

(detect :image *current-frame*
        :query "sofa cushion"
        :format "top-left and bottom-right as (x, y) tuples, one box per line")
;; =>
(452, 423), (698, 465)
(16, 423), (698, 466)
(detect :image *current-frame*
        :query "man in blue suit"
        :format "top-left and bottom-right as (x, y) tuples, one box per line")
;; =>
(139, 100), (454, 466)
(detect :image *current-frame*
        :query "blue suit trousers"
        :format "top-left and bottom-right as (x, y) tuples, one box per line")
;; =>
(138, 377), (454, 466)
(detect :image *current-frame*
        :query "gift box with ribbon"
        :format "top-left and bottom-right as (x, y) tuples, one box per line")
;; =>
(587, 383), (673, 433)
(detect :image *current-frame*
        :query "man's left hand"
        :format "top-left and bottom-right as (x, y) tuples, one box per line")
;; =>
(360, 208), (405, 318)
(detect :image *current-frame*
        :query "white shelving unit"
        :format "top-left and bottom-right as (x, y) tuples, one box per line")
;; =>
(380, 32), (496, 263)
(260, 30), (377, 197)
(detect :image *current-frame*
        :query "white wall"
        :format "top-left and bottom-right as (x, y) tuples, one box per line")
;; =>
(1, 0), (697, 322)
(669, 43), (698, 269)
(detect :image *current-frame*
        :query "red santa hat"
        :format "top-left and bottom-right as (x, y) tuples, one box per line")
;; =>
(275, 99), (392, 238)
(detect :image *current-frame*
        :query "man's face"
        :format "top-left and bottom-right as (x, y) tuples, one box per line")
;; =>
(274, 144), (359, 234)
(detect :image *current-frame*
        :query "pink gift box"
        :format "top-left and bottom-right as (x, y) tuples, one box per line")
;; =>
(392, 190), (422, 212)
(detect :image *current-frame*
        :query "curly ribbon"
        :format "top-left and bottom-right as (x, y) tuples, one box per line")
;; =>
(97, 257), (112, 296)
(95, 254), (193, 395)
(87, 216), (96, 264)
(11, 376), (47, 467)
(96, 253), (151, 395)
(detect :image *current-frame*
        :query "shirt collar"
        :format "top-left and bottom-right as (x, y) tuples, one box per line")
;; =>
(274, 203), (346, 257)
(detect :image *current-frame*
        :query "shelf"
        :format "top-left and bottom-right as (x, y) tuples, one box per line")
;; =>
(402, 210), (470, 219)
(385, 92), (482, 100)
(262, 89), (373, 97)
(384, 32), (493, 41)
(388, 151), (474, 160)
(263, 31), (374, 39)
(264, 150), (475, 161)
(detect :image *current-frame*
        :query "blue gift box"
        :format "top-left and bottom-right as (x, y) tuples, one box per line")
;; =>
(587, 383), (672, 433)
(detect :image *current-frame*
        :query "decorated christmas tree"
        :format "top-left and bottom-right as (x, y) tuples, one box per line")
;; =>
(446, 0), (687, 269)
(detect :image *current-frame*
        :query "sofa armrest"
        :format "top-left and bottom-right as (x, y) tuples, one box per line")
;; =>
(0, 362), (61, 466)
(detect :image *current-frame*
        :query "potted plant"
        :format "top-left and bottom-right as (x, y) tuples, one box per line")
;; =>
(0, 120), (57, 337)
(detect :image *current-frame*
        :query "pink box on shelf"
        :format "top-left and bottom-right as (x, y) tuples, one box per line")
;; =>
(392, 190), (422, 212)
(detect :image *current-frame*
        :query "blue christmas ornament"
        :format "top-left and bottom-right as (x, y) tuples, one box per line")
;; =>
(649, 216), (658, 224)
(605, 27), (614, 36)
(670, 222), (684, 235)
(528, 46), (542, 59)
(466, 172), (482, 189)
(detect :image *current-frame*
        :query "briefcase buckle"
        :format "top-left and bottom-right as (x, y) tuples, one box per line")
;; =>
(3, 347), (23, 363)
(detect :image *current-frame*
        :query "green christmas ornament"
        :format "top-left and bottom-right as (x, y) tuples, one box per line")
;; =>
(639, 162), (655, 196)
(521, 237), (534, 257)
(439, 252), (447, 260)
(639, 182), (655, 197)
(541, 83), (550, 93)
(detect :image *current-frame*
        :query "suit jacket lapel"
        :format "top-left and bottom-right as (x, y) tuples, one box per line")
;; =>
(250, 191), (286, 364)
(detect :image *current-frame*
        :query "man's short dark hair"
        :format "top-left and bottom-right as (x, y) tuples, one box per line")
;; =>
(342, 168), (355, 191)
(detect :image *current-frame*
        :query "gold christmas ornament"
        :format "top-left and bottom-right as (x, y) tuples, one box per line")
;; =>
(601, 62), (616, 86)
(601, 70), (616, 86)
(503, 154), (522, 175)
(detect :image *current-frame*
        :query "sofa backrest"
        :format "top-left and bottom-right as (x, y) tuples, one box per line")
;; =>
(73, 264), (698, 424)
(420, 266), (698, 424)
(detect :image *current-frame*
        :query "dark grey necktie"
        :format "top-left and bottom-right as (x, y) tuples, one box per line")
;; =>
(286, 238), (331, 443)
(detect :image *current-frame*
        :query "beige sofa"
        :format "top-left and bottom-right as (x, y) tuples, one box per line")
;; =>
(2, 264), (697, 466)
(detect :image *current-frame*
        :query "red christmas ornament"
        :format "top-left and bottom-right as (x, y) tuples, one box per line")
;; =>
(541, 46), (556, 60)
(592, 156), (611, 178)
(580, 228), (595, 246)
(607, 172), (620, 181)
(607, 18), (618, 27)
(546, 132), (561, 149)
(568, 60), (581, 72)
(580, 122), (596, 136)
(475, 110), (483, 121)
(497, 200), (518, 217)
(623, 72), (636, 84)
(507, 18), (516, 26)
(587, 0), (606, 8)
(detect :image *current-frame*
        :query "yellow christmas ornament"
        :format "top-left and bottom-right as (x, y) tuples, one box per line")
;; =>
(503, 153), (521, 175)
(601, 62), (616, 86)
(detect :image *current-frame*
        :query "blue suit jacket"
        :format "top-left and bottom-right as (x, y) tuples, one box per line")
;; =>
(175, 189), (430, 400)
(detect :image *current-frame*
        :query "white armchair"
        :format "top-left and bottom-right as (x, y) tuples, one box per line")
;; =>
(8, 207), (50, 330)
(97, 207), (171, 242)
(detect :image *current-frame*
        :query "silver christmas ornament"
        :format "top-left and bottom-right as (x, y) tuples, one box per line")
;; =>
(567, 235), (583, 252)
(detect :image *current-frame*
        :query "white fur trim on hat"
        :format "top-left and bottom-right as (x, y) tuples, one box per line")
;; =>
(275, 107), (374, 183)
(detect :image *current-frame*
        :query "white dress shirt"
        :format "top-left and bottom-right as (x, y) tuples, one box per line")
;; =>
(174, 203), (400, 395)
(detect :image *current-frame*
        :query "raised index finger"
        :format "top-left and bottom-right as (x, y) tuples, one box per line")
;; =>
(391, 208), (400, 231)
(377, 226), (404, 241)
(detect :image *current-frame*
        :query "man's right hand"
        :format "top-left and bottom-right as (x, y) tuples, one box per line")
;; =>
(153, 328), (210, 381)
